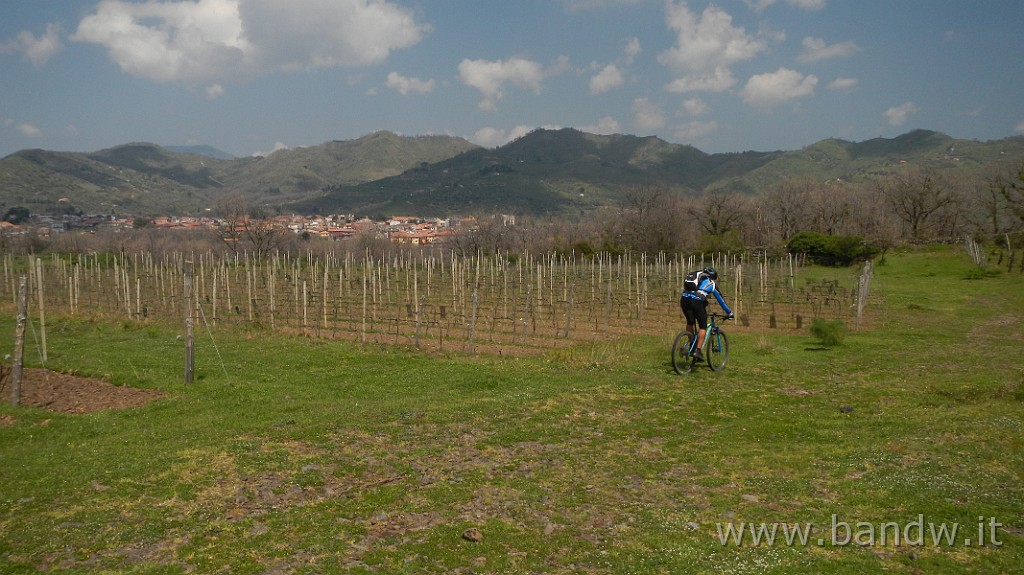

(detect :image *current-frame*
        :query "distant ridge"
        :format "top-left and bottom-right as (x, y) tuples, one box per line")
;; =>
(0, 132), (479, 216)
(1, 129), (1021, 218)
(164, 145), (237, 160)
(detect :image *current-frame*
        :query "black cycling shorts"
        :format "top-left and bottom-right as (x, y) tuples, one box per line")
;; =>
(680, 294), (708, 329)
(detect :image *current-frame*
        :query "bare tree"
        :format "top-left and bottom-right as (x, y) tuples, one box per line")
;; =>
(876, 170), (955, 241)
(215, 192), (288, 258)
(614, 185), (690, 254)
(689, 191), (746, 236)
(810, 183), (854, 235)
(845, 184), (901, 260)
(760, 178), (818, 241)
(991, 160), (1024, 232)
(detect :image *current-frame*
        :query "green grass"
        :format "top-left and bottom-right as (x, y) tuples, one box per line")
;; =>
(1, 246), (1022, 574)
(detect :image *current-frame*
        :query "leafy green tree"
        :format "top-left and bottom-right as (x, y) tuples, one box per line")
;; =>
(3, 206), (30, 224)
(787, 231), (878, 266)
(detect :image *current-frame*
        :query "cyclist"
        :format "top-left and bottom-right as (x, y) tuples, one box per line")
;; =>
(680, 267), (734, 362)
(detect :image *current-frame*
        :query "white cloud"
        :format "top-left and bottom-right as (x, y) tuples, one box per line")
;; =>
(623, 37), (641, 63)
(587, 38), (638, 95)
(785, 0), (826, 9)
(884, 102), (919, 126)
(472, 127), (508, 148)
(797, 37), (861, 63)
(578, 116), (621, 135)
(17, 123), (43, 138)
(471, 124), (559, 147)
(747, 0), (826, 11)
(559, 0), (644, 12)
(1, 22), (64, 68)
(666, 66), (736, 93)
(827, 77), (858, 91)
(682, 97), (709, 116)
(658, 2), (767, 94)
(251, 141), (290, 156)
(71, 0), (427, 93)
(458, 57), (548, 111)
(741, 67), (818, 109)
(589, 64), (625, 94)
(386, 72), (435, 95)
(1016, 120), (1024, 133)
(674, 120), (718, 141)
(632, 98), (667, 132)
(206, 84), (225, 99)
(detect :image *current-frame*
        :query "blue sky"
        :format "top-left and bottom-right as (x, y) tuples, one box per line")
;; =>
(2, 0), (1023, 158)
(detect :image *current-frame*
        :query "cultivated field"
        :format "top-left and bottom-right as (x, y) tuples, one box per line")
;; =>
(0, 250), (870, 356)
(0, 246), (1021, 574)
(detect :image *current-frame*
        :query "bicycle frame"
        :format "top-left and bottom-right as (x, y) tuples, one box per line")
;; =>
(673, 312), (730, 374)
(687, 314), (721, 356)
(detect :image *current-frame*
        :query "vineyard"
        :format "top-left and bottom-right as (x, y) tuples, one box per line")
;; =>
(1, 250), (873, 355)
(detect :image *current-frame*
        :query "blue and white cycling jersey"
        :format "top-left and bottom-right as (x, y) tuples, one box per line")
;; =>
(681, 277), (733, 316)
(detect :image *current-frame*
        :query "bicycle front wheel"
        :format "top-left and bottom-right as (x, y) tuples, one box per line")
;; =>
(706, 328), (729, 372)
(671, 330), (696, 374)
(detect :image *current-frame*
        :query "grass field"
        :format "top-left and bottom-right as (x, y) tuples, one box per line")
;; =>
(1, 245), (1021, 574)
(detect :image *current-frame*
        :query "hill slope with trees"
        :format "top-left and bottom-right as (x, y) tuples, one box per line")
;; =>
(1, 128), (1021, 223)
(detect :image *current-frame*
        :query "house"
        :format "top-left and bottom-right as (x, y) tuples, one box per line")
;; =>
(390, 230), (440, 245)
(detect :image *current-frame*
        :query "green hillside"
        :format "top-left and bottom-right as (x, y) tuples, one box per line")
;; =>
(294, 129), (782, 217)
(0, 132), (478, 216)
(1, 128), (1021, 218)
(712, 130), (1024, 193)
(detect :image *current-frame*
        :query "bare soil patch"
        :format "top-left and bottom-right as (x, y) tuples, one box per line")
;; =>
(1, 368), (164, 415)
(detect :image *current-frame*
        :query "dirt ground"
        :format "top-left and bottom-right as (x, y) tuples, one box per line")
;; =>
(1, 368), (164, 416)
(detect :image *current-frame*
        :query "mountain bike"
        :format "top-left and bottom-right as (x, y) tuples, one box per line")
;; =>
(672, 313), (731, 374)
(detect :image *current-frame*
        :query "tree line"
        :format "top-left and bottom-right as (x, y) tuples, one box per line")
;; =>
(453, 162), (1024, 262)
(3, 162), (1022, 264)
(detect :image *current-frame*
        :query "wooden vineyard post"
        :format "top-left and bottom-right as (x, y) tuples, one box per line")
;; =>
(322, 268), (329, 335)
(35, 258), (47, 362)
(10, 277), (27, 406)
(183, 261), (195, 384)
(413, 269), (421, 349)
(466, 288), (479, 353)
(563, 284), (575, 338)
(604, 275), (612, 331)
(361, 269), (368, 344)
(856, 259), (873, 330)
(302, 281), (309, 335)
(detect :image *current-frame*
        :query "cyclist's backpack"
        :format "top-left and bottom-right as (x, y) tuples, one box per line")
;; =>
(683, 270), (707, 292)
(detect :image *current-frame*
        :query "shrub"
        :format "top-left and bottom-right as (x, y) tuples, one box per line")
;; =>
(754, 336), (777, 355)
(809, 318), (847, 347)
(787, 231), (879, 266)
(963, 267), (1001, 280)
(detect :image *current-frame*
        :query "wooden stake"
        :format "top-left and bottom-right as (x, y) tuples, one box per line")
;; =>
(10, 277), (27, 406)
(183, 262), (194, 384)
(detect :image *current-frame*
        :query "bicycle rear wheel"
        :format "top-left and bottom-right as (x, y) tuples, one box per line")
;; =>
(706, 328), (729, 371)
(672, 330), (696, 374)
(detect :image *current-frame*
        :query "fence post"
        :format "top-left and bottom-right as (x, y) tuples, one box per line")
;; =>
(10, 277), (27, 406)
(183, 261), (195, 384)
(34, 258), (47, 362)
(563, 283), (574, 338)
(856, 259), (873, 330)
(466, 288), (478, 353)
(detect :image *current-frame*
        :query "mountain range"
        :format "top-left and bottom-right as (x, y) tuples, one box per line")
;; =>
(2, 128), (1021, 219)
